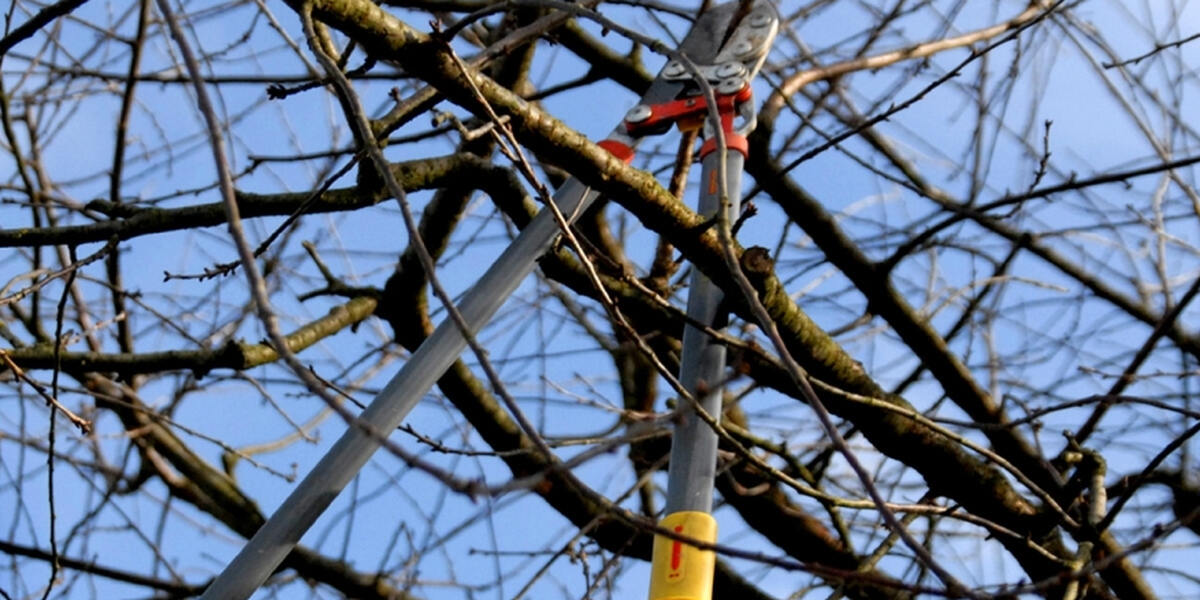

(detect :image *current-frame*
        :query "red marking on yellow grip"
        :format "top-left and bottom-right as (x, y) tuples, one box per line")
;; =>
(648, 512), (717, 600)
(670, 525), (684, 573)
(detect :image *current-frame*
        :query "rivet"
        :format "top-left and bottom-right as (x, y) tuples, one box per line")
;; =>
(749, 12), (772, 28)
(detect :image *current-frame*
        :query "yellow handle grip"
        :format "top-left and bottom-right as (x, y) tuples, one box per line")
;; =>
(648, 511), (717, 600)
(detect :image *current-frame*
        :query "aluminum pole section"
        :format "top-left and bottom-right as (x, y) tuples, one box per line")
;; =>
(200, 179), (597, 599)
(663, 150), (743, 514)
(647, 149), (744, 600)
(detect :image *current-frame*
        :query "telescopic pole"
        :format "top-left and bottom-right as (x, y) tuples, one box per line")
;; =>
(647, 8), (776, 600)
(646, 146), (747, 600)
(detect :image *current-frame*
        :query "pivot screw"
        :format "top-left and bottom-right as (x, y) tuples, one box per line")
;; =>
(717, 77), (745, 95)
(715, 62), (745, 79)
(625, 104), (653, 123)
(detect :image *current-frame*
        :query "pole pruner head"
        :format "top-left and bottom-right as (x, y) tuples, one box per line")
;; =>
(615, 1), (779, 156)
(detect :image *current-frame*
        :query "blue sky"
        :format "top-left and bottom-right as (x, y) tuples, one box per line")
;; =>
(2, 0), (1200, 598)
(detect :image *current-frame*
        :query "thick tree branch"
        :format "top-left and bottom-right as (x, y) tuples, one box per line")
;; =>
(0, 154), (517, 248)
(2, 296), (379, 375)
(0, 538), (204, 597)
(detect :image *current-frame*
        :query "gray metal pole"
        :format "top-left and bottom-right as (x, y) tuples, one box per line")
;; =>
(662, 150), (744, 514)
(200, 179), (597, 599)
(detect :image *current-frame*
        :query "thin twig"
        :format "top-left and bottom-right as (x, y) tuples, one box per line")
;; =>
(763, 1), (1052, 118)
(0, 350), (91, 433)
(0, 0), (89, 56)
(1102, 30), (1200, 68)
(0, 237), (117, 307)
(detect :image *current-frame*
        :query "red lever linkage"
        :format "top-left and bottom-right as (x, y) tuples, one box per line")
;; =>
(625, 85), (752, 158)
